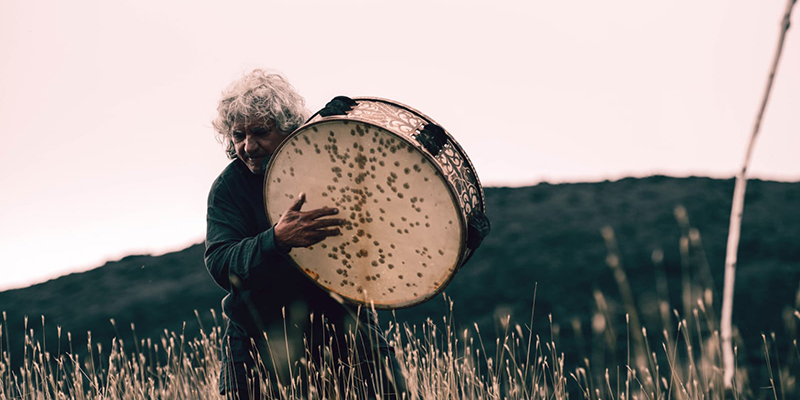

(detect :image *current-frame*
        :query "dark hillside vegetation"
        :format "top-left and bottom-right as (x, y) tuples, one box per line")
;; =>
(2, 176), (798, 379)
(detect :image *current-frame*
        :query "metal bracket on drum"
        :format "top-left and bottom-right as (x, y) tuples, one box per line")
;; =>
(414, 124), (448, 157)
(467, 211), (491, 250)
(461, 210), (491, 267)
(319, 96), (358, 117)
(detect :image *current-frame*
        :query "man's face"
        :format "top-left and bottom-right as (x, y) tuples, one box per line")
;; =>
(232, 118), (288, 174)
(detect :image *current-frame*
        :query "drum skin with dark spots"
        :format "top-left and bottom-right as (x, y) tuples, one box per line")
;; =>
(264, 97), (487, 309)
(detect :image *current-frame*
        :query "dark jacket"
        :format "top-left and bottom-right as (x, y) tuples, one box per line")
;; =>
(204, 159), (369, 359)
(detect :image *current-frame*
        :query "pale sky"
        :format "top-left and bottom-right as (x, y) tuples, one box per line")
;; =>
(1, 0), (797, 291)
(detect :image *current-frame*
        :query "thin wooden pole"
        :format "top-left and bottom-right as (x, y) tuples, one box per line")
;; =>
(721, 0), (796, 391)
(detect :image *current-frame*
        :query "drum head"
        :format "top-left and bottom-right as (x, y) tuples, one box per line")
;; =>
(265, 120), (465, 309)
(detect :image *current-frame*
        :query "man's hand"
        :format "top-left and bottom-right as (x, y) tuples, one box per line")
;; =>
(274, 192), (343, 251)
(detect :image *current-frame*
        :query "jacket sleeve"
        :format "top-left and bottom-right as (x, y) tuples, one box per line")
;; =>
(204, 176), (285, 291)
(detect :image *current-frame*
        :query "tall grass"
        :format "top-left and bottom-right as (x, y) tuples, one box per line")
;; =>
(1, 219), (798, 399)
(2, 286), (798, 399)
(0, 310), (223, 399)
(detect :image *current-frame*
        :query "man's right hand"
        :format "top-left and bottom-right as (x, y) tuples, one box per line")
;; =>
(273, 192), (343, 252)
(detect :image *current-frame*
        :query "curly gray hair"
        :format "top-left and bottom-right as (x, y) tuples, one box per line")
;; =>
(212, 69), (310, 159)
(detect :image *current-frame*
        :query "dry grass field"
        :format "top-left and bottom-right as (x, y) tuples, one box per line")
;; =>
(3, 246), (799, 399)
(2, 289), (799, 399)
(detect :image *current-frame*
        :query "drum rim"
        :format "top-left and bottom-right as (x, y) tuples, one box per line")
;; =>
(263, 117), (468, 309)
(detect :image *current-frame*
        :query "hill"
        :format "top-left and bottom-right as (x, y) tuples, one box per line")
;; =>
(1, 176), (798, 376)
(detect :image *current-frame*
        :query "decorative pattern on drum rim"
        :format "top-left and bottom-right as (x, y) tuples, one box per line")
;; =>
(347, 100), (483, 217)
(347, 101), (424, 135)
(434, 143), (481, 217)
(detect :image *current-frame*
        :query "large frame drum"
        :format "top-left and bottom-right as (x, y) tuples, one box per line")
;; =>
(264, 97), (487, 309)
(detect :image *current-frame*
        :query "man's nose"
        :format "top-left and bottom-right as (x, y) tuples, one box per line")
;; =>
(243, 133), (259, 155)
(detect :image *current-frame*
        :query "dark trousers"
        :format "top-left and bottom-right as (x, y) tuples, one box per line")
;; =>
(219, 316), (408, 399)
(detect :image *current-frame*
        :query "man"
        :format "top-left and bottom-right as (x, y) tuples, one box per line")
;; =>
(206, 69), (406, 399)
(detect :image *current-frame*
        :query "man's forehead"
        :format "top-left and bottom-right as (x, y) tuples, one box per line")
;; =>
(232, 115), (275, 130)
